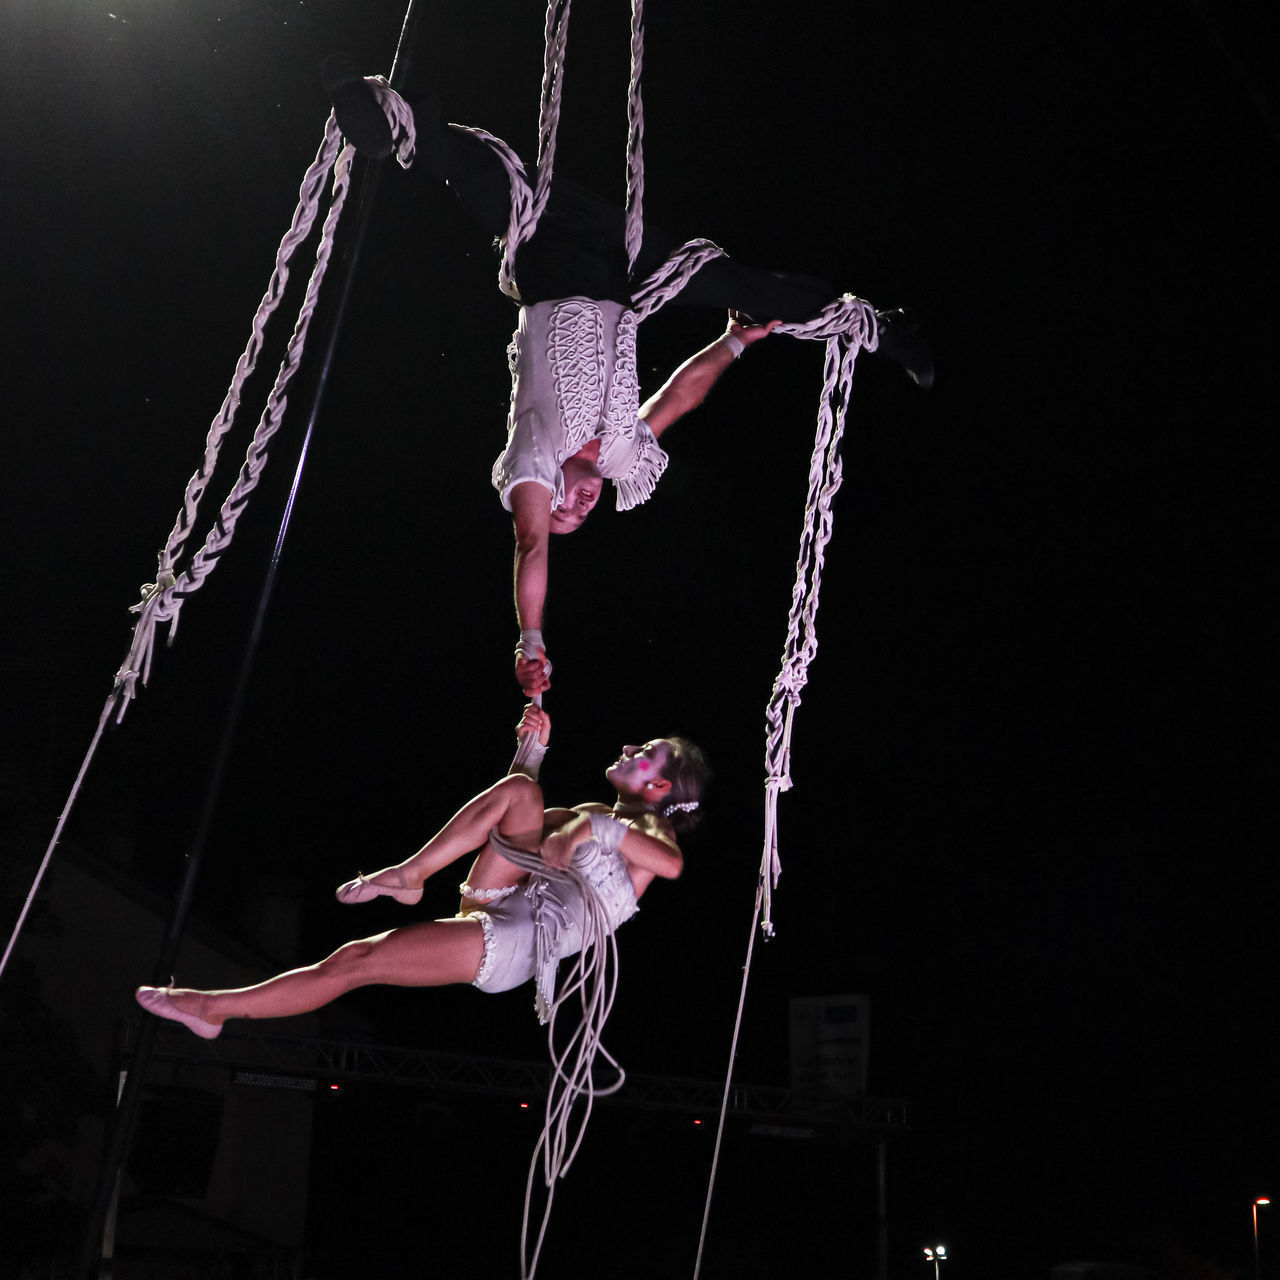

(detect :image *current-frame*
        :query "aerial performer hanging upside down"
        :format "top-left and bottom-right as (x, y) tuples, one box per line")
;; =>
(136, 707), (708, 1035)
(319, 57), (931, 699)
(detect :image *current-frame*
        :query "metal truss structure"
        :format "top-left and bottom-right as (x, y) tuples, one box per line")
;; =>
(126, 1022), (909, 1139)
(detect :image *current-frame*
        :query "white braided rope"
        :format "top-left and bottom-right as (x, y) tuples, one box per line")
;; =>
(624, 0), (646, 273)
(531, 0), (573, 233)
(629, 237), (727, 320)
(758, 295), (877, 935)
(453, 0), (574, 301)
(451, 0), (651, 298)
(120, 125), (330, 706)
(3, 107), (420, 981)
(365, 76), (420, 168)
(492, 844), (626, 1280)
(114, 103), (418, 718)
(115, 118), (345, 708)
(691, 299), (878, 1276)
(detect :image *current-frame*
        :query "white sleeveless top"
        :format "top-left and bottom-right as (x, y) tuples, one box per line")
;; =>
(491, 297), (669, 513)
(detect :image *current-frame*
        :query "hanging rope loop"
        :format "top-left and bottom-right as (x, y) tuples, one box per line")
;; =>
(486, 840), (627, 1280)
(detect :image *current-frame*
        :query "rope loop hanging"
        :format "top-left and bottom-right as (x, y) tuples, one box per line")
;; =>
(491, 842), (627, 1280)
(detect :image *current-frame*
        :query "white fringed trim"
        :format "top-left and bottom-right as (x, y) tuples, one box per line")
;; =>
(468, 910), (497, 988)
(608, 435), (669, 511)
(459, 882), (520, 906)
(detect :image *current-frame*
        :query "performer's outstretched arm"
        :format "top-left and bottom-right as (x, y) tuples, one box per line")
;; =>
(640, 312), (779, 439)
(510, 482), (553, 696)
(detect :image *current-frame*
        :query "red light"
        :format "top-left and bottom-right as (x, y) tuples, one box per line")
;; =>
(693, 1120), (701, 1126)
(520, 1102), (529, 1109)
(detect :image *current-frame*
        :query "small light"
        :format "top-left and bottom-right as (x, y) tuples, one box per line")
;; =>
(520, 1102), (529, 1109)
(693, 1120), (702, 1126)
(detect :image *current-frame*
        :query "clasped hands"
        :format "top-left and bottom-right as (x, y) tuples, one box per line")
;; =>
(726, 309), (780, 348)
(515, 646), (551, 697)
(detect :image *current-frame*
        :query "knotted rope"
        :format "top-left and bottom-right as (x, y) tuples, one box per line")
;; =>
(759, 295), (877, 932)
(1, 102), (418, 983)
(118, 90), (414, 717)
(693, 295), (878, 1280)
(116, 120), (351, 711)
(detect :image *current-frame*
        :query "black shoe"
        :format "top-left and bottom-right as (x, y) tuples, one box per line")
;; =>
(321, 53), (394, 160)
(873, 308), (934, 390)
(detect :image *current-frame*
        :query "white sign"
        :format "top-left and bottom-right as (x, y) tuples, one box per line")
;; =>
(789, 994), (870, 1098)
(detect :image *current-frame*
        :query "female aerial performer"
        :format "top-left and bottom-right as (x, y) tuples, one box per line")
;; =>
(135, 707), (708, 1037)
(321, 57), (932, 700)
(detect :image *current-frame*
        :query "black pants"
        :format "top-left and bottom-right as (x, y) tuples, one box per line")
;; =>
(409, 92), (837, 321)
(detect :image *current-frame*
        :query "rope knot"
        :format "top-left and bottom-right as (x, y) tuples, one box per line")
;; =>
(131, 568), (177, 614)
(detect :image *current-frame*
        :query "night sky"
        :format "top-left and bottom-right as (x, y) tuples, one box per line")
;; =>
(2, 0), (1277, 1277)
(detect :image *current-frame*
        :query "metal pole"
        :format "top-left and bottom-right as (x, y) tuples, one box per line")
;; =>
(1255, 1200), (1266, 1280)
(876, 1136), (888, 1280)
(76, 6), (426, 1275)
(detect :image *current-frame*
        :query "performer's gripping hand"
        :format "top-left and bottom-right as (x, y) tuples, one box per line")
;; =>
(515, 647), (551, 697)
(726, 309), (780, 348)
(516, 703), (551, 747)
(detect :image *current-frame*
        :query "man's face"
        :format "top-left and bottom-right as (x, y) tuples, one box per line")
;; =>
(550, 461), (603, 534)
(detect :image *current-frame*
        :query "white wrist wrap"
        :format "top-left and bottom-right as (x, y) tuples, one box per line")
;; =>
(513, 740), (547, 781)
(516, 628), (545, 659)
(720, 333), (745, 359)
(588, 812), (628, 854)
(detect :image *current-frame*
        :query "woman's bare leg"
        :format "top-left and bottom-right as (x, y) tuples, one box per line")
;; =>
(151, 917), (486, 1029)
(347, 773), (545, 895)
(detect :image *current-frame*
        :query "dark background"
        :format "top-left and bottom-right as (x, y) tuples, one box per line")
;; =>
(2, 0), (1276, 1277)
